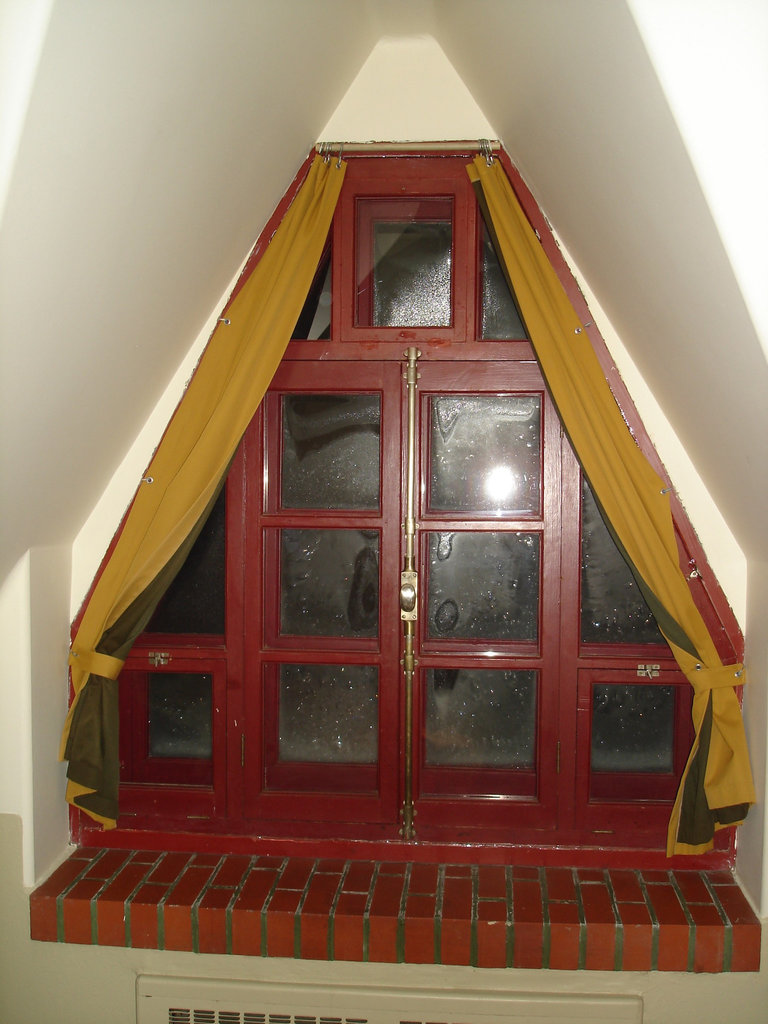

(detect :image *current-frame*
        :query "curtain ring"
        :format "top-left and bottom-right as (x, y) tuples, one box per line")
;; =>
(479, 139), (493, 165)
(337, 142), (344, 169)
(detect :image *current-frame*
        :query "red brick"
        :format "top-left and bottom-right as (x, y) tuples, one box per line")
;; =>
(333, 892), (367, 961)
(266, 888), (301, 958)
(617, 901), (653, 971)
(478, 865), (507, 899)
(647, 884), (690, 971)
(343, 861), (375, 892)
(128, 882), (165, 948)
(230, 905), (261, 957)
(96, 860), (151, 946)
(409, 863), (438, 893)
(83, 848), (131, 880)
(164, 866), (215, 951)
(147, 852), (191, 886)
(442, 876), (472, 918)
(609, 869), (644, 903)
(369, 873), (405, 917)
(513, 923), (543, 968)
(302, 872), (341, 914)
(62, 878), (104, 944)
(30, 857), (90, 942)
(234, 868), (279, 912)
(404, 894), (435, 964)
(548, 900), (581, 970)
(279, 858), (315, 890)
(198, 886), (233, 954)
(577, 868), (606, 883)
(513, 877), (543, 922)
(440, 916), (472, 966)
(715, 885), (762, 971)
(688, 901), (725, 972)
(674, 871), (712, 905)
(366, 912), (399, 963)
(581, 882), (616, 971)
(213, 855), (251, 889)
(477, 899), (508, 968)
(546, 867), (576, 901)
(299, 908), (329, 960)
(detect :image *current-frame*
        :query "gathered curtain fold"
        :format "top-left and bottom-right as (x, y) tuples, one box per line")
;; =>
(468, 156), (755, 855)
(60, 154), (346, 827)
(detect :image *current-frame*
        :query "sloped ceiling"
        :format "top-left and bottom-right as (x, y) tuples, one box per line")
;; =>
(1, 0), (766, 587)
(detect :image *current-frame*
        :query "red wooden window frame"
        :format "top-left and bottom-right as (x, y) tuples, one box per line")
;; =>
(75, 152), (741, 869)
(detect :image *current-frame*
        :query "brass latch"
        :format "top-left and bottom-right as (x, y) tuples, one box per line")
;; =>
(637, 663), (660, 679)
(400, 570), (418, 621)
(148, 651), (171, 667)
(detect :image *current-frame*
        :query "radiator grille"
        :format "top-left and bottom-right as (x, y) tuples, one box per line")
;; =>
(139, 977), (643, 1024)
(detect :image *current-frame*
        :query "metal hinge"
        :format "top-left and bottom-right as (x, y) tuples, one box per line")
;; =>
(637, 663), (660, 679)
(148, 651), (171, 667)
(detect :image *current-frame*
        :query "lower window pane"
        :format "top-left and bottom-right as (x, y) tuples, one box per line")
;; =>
(278, 663), (378, 764)
(591, 684), (674, 773)
(426, 668), (537, 767)
(147, 672), (212, 759)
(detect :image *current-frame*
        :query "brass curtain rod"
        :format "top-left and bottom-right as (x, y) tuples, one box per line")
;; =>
(316, 139), (500, 154)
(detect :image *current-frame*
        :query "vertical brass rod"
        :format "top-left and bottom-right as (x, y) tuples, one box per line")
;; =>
(400, 347), (420, 839)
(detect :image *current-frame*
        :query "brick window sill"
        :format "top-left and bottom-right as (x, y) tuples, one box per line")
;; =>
(29, 847), (761, 972)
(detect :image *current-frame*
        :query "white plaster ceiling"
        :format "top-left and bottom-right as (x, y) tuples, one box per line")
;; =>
(1, 0), (766, 585)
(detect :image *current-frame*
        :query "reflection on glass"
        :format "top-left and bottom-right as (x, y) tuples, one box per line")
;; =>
(591, 684), (674, 773)
(429, 395), (541, 513)
(280, 529), (379, 638)
(427, 531), (539, 641)
(292, 249), (332, 339)
(281, 394), (380, 510)
(148, 672), (212, 759)
(278, 663), (378, 764)
(146, 489), (226, 635)
(480, 224), (527, 339)
(426, 668), (536, 767)
(581, 480), (664, 644)
(372, 220), (452, 326)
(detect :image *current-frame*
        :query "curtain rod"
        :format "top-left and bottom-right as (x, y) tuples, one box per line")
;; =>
(315, 140), (500, 154)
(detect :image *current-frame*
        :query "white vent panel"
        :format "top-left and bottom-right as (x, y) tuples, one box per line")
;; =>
(137, 977), (643, 1024)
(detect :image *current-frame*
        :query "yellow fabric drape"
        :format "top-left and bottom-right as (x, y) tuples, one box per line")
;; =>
(468, 156), (755, 855)
(61, 154), (346, 826)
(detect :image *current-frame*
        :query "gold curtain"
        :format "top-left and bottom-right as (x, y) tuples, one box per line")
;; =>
(468, 156), (754, 855)
(60, 154), (346, 827)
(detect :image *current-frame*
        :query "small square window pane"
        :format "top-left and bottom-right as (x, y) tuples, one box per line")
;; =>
(427, 531), (539, 641)
(280, 529), (379, 638)
(147, 672), (212, 759)
(278, 663), (378, 764)
(429, 395), (541, 514)
(357, 199), (453, 328)
(281, 394), (380, 510)
(426, 668), (536, 767)
(591, 684), (674, 773)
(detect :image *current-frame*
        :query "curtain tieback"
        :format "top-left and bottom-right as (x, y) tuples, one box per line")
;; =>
(688, 663), (745, 695)
(68, 648), (124, 681)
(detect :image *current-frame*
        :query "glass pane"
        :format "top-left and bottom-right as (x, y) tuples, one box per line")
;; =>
(292, 249), (331, 340)
(280, 529), (379, 638)
(427, 531), (539, 641)
(357, 200), (453, 328)
(426, 668), (536, 767)
(146, 490), (226, 635)
(581, 480), (664, 644)
(278, 663), (378, 764)
(591, 684), (674, 773)
(281, 394), (380, 510)
(429, 395), (541, 514)
(147, 672), (212, 759)
(480, 224), (527, 339)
